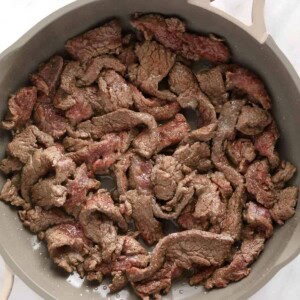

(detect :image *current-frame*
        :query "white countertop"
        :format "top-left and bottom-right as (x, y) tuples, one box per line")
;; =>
(0, 0), (299, 299)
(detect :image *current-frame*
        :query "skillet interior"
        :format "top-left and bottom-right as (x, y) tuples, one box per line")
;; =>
(0, 0), (299, 299)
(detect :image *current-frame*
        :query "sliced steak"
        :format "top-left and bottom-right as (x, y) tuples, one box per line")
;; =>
(131, 14), (230, 62)
(2, 87), (37, 130)
(181, 123), (217, 144)
(120, 190), (163, 245)
(63, 136), (91, 152)
(210, 172), (233, 200)
(127, 230), (233, 282)
(65, 20), (122, 62)
(0, 157), (23, 175)
(236, 105), (271, 136)
(30, 56), (64, 96)
(272, 161), (296, 189)
(118, 46), (138, 67)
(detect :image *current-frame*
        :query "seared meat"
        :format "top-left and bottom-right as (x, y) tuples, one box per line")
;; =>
(0, 157), (23, 175)
(272, 161), (296, 189)
(210, 172), (233, 200)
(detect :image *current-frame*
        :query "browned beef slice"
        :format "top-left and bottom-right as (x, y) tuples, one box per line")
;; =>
(7, 125), (54, 163)
(77, 109), (157, 139)
(272, 161), (296, 188)
(128, 41), (176, 101)
(131, 14), (230, 63)
(30, 56), (64, 95)
(131, 85), (180, 121)
(181, 123), (217, 144)
(21, 146), (75, 200)
(270, 187), (299, 225)
(151, 155), (185, 201)
(64, 164), (100, 217)
(221, 185), (246, 240)
(205, 234), (265, 289)
(245, 160), (275, 208)
(97, 70), (133, 113)
(129, 154), (153, 194)
(2, 87), (37, 130)
(236, 106), (271, 135)
(34, 96), (69, 139)
(78, 55), (126, 86)
(127, 230), (233, 283)
(120, 190), (163, 245)
(196, 66), (228, 112)
(254, 122), (280, 168)
(226, 67), (271, 110)
(79, 190), (127, 261)
(63, 136), (91, 152)
(189, 266), (218, 286)
(65, 20), (122, 62)
(244, 201), (273, 238)
(226, 139), (256, 173)
(0, 157), (23, 175)
(133, 114), (190, 158)
(173, 142), (212, 172)
(19, 206), (73, 233)
(0, 175), (30, 209)
(210, 172), (233, 200)
(168, 62), (216, 126)
(212, 100), (245, 187)
(118, 46), (138, 67)
(45, 223), (92, 273)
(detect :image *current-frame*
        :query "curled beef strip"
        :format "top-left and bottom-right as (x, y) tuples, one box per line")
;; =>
(30, 56), (64, 96)
(78, 55), (126, 86)
(19, 206), (73, 233)
(236, 105), (271, 136)
(272, 161), (296, 189)
(128, 40), (176, 100)
(45, 223), (92, 273)
(0, 157), (23, 175)
(127, 230), (233, 283)
(181, 123), (217, 145)
(131, 85), (180, 121)
(65, 20), (122, 62)
(245, 160), (275, 208)
(211, 100), (245, 187)
(63, 136), (91, 152)
(254, 121), (280, 168)
(210, 172), (233, 200)
(133, 113), (190, 158)
(131, 14), (230, 62)
(226, 138), (256, 174)
(77, 109), (157, 139)
(120, 190), (163, 245)
(271, 187), (299, 225)
(2, 87), (37, 130)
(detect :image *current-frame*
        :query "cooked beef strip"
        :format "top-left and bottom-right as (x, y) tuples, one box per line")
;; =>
(204, 233), (265, 289)
(0, 157), (23, 175)
(131, 85), (180, 121)
(243, 201), (273, 238)
(78, 55), (126, 86)
(7, 125), (54, 164)
(131, 14), (230, 62)
(254, 121), (280, 168)
(270, 187), (299, 225)
(120, 190), (163, 245)
(272, 161), (296, 189)
(2, 87), (37, 130)
(173, 142), (212, 173)
(97, 70), (134, 113)
(45, 223), (92, 273)
(64, 164), (100, 217)
(181, 123), (217, 145)
(118, 45), (138, 67)
(210, 172), (233, 200)
(63, 136), (91, 152)
(196, 66), (228, 112)
(77, 108), (157, 139)
(19, 206), (73, 233)
(226, 138), (256, 174)
(236, 105), (272, 136)
(0, 174), (30, 209)
(211, 100), (245, 187)
(128, 40), (176, 100)
(127, 230), (233, 283)
(226, 67), (271, 110)
(30, 56), (64, 96)
(189, 266), (218, 286)
(128, 154), (153, 194)
(133, 113), (190, 158)
(65, 20), (122, 62)
(245, 160), (275, 208)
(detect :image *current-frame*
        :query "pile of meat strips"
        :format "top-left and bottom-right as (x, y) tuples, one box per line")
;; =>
(0, 14), (298, 299)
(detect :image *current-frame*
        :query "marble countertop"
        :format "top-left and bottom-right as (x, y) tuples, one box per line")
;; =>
(0, 0), (299, 299)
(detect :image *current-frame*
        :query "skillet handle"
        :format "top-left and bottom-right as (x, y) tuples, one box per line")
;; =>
(188, 0), (268, 43)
